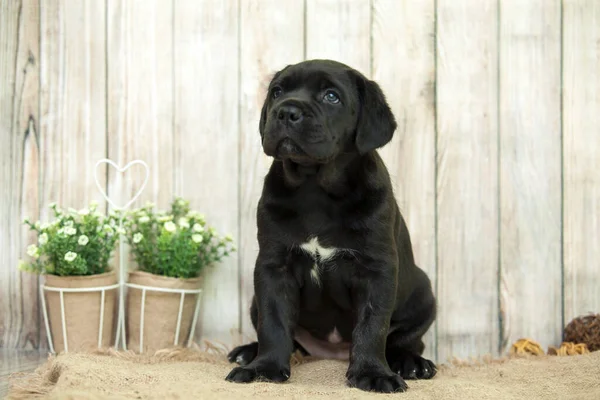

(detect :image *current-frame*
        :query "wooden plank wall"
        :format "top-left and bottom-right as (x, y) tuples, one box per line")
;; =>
(1, 0), (599, 364)
(498, 0), (562, 353)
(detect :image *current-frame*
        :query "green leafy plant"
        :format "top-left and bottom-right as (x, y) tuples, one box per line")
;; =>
(124, 197), (235, 279)
(19, 202), (121, 276)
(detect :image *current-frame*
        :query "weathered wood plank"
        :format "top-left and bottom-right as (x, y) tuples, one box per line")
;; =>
(563, 1), (600, 323)
(40, 0), (107, 209)
(106, 0), (173, 209)
(239, 0), (305, 338)
(372, 0), (437, 362)
(0, 0), (40, 349)
(498, 0), (562, 354)
(173, 0), (240, 345)
(305, 0), (370, 74)
(39, 0), (107, 349)
(436, 0), (499, 362)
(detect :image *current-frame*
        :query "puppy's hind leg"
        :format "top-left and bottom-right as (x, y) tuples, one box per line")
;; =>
(228, 342), (259, 366)
(386, 337), (437, 380)
(385, 302), (437, 380)
(386, 265), (437, 380)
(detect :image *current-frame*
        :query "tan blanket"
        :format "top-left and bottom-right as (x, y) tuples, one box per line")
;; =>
(7, 347), (600, 400)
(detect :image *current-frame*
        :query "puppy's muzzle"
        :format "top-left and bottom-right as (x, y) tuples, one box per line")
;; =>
(262, 99), (323, 162)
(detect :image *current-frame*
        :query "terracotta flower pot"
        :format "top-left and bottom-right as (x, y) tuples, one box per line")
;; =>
(43, 270), (118, 353)
(126, 270), (203, 353)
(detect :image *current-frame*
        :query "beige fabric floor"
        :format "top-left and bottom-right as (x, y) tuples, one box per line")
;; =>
(7, 347), (600, 400)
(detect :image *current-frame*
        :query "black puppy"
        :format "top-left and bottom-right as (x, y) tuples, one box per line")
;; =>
(226, 59), (436, 393)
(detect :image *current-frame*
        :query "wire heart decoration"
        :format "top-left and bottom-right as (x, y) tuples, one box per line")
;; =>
(94, 158), (150, 211)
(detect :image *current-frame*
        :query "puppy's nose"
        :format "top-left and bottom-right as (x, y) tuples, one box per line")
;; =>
(277, 105), (303, 124)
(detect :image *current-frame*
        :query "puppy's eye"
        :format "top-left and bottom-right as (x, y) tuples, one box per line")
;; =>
(324, 90), (340, 104)
(272, 87), (283, 99)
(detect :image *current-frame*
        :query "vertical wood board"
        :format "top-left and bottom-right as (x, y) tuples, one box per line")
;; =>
(40, 0), (108, 210)
(498, 0), (562, 353)
(436, 0), (500, 362)
(238, 0), (305, 338)
(107, 0), (173, 209)
(173, 0), (240, 345)
(372, 0), (437, 361)
(563, 0), (600, 323)
(0, 0), (41, 349)
(305, 0), (371, 75)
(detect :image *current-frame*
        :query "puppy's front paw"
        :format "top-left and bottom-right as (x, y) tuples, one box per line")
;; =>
(388, 352), (437, 380)
(346, 365), (408, 393)
(227, 342), (258, 366)
(225, 360), (290, 383)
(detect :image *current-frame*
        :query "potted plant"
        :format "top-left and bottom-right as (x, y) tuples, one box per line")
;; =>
(123, 197), (235, 353)
(19, 201), (121, 353)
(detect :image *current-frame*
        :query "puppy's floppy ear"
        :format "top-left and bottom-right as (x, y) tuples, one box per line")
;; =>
(353, 73), (397, 154)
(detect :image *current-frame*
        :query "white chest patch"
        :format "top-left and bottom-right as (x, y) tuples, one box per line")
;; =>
(299, 237), (339, 286)
(300, 237), (338, 262)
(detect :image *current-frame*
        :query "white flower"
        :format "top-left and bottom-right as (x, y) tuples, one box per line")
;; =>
(192, 234), (203, 243)
(192, 223), (204, 232)
(40, 222), (50, 230)
(133, 232), (143, 244)
(224, 234), (234, 242)
(78, 235), (89, 246)
(90, 200), (99, 208)
(27, 244), (39, 258)
(38, 233), (49, 245)
(64, 226), (77, 236)
(158, 216), (172, 223)
(57, 228), (65, 235)
(64, 220), (74, 227)
(187, 211), (205, 221)
(78, 208), (90, 216)
(64, 252), (77, 262)
(178, 218), (190, 229)
(103, 225), (114, 236)
(116, 227), (126, 235)
(139, 216), (150, 224)
(68, 207), (78, 214)
(164, 221), (176, 232)
(34, 221), (40, 229)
